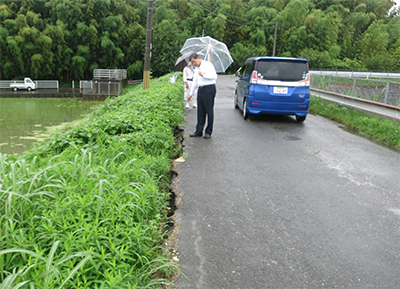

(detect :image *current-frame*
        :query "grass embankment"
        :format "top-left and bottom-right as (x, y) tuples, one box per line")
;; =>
(310, 95), (400, 150)
(0, 74), (184, 288)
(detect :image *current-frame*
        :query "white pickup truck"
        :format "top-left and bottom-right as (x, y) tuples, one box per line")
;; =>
(10, 78), (36, 91)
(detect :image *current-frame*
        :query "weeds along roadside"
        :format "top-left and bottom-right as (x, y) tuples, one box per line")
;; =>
(310, 96), (400, 150)
(0, 73), (185, 288)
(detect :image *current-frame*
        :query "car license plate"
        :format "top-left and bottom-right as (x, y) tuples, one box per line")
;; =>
(273, 87), (288, 94)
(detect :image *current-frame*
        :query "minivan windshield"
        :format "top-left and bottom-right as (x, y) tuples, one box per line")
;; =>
(255, 60), (308, 81)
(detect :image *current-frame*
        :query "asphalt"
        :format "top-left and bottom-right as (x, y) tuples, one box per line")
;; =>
(173, 75), (400, 289)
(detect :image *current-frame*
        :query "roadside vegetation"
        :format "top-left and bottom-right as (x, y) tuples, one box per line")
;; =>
(310, 95), (400, 150)
(0, 74), (184, 288)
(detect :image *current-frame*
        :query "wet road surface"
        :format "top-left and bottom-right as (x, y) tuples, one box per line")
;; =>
(175, 75), (400, 288)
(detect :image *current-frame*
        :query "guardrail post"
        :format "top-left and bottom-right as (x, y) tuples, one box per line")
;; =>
(384, 81), (390, 104)
(327, 75), (331, 91)
(98, 81), (100, 95)
(108, 81), (111, 95)
(72, 80), (74, 89)
(352, 79), (356, 96)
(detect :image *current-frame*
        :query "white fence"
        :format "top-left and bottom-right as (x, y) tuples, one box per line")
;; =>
(93, 69), (127, 80)
(82, 81), (121, 96)
(0, 80), (59, 89)
(79, 80), (92, 89)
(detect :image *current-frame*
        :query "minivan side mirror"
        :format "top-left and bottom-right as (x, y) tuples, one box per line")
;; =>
(235, 67), (242, 77)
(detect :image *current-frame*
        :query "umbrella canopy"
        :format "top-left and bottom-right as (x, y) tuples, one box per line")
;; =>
(179, 36), (233, 73)
(174, 51), (205, 72)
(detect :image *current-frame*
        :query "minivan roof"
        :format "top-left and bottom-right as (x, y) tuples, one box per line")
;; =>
(245, 56), (308, 62)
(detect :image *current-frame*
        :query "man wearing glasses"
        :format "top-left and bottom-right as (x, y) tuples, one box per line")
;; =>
(188, 53), (218, 139)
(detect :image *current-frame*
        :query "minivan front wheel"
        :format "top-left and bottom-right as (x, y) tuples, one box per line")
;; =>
(234, 93), (239, 109)
(243, 98), (249, 120)
(296, 115), (306, 122)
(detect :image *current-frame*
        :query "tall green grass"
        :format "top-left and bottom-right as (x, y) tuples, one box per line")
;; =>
(310, 96), (400, 150)
(0, 74), (185, 288)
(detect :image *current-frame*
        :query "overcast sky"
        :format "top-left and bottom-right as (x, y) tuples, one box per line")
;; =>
(390, 0), (400, 13)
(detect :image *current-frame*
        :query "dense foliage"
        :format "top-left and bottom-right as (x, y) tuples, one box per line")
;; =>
(0, 0), (399, 81)
(0, 74), (184, 288)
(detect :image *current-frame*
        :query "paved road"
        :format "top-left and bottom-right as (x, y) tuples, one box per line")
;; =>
(175, 75), (400, 288)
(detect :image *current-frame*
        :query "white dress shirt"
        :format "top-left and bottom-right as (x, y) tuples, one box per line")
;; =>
(183, 65), (194, 83)
(190, 60), (217, 96)
(183, 65), (195, 104)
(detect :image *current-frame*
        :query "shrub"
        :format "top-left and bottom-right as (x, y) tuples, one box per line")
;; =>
(0, 73), (185, 288)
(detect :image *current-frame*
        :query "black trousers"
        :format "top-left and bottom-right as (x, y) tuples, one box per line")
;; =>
(195, 84), (216, 136)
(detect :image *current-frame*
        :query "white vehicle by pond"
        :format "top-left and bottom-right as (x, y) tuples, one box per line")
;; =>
(10, 78), (36, 91)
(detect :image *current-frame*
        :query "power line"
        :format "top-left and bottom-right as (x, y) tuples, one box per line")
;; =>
(193, 0), (276, 27)
(133, 0), (400, 41)
(277, 23), (400, 40)
(188, 0), (400, 40)
(188, 0), (276, 30)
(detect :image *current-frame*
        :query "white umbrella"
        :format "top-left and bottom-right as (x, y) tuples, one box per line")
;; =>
(179, 36), (233, 73)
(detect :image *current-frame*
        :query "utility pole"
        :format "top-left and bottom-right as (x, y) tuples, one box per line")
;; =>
(143, 0), (154, 90)
(272, 22), (278, 57)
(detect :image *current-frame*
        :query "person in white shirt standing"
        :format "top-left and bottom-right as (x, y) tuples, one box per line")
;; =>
(183, 63), (197, 108)
(188, 53), (217, 139)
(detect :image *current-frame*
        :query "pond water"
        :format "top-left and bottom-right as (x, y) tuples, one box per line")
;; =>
(0, 98), (102, 156)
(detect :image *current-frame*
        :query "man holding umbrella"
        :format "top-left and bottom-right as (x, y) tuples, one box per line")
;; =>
(188, 53), (218, 139)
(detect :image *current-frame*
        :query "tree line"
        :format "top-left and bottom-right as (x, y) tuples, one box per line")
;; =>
(0, 0), (399, 81)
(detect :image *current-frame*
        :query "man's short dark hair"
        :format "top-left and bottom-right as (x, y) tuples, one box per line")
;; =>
(189, 53), (200, 61)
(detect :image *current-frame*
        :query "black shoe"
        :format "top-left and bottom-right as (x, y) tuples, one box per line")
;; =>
(203, 134), (211, 139)
(190, 133), (202, 137)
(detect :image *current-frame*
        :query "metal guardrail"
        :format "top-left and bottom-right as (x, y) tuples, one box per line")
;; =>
(0, 80), (23, 89)
(310, 70), (400, 79)
(128, 79), (143, 84)
(311, 88), (400, 123)
(310, 75), (400, 107)
(36, 81), (59, 89)
(93, 69), (127, 80)
(0, 80), (59, 89)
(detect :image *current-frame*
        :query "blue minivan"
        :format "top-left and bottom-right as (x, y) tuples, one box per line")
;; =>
(235, 57), (310, 122)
